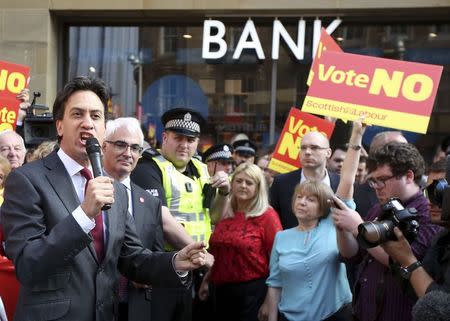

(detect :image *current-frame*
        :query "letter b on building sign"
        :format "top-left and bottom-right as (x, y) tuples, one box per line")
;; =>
(202, 20), (227, 59)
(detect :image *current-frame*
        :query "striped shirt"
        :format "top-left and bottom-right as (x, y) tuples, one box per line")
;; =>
(343, 192), (442, 321)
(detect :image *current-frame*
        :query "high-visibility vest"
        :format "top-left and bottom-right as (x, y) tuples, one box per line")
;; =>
(153, 155), (212, 244)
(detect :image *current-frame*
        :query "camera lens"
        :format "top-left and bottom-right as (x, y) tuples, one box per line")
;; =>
(360, 222), (381, 243)
(357, 220), (394, 248)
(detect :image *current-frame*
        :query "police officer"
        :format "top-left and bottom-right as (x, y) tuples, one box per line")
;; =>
(232, 139), (257, 165)
(202, 143), (234, 176)
(131, 107), (230, 321)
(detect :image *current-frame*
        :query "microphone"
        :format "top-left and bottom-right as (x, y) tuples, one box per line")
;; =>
(412, 290), (450, 321)
(85, 137), (111, 210)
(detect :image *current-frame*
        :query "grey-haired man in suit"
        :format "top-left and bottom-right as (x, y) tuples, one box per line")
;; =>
(102, 117), (211, 321)
(1, 76), (206, 321)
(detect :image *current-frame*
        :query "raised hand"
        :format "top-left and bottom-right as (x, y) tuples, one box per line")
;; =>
(81, 176), (114, 218)
(174, 241), (207, 272)
(210, 170), (231, 195)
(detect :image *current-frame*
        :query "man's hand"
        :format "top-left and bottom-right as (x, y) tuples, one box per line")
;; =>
(81, 176), (114, 218)
(174, 241), (207, 272)
(381, 227), (417, 267)
(205, 252), (214, 269)
(132, 281), (150, 289)
(330, 196), (363, 235)
(210, 170), (231, 195)
(16, 88), (30, 103)
(198, 275), (210, 301)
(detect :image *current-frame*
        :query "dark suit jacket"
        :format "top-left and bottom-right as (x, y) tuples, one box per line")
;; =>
(269, 169), (340, 229)
(354, 182), (378, 218)
(127, 182), (165, 321)
(1, 151), (182, 321)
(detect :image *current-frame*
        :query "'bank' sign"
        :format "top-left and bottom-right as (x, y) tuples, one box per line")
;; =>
(202, 18), (342, 61)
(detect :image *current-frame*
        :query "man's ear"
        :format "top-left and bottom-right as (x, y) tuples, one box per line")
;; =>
(405, 169), (415, 183)
(56, 119), (63, 137)
(162, 131), (168, 143)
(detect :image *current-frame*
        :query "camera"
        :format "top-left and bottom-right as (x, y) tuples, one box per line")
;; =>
(426, 178), (448, 209)
(357, 198), (420, 248)
(23, 92), (56, 147)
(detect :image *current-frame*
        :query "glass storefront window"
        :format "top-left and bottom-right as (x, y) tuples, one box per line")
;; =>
(67, 20), (450, 157)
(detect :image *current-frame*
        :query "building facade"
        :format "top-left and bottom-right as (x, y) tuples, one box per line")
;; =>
(1, 1), (449, 160)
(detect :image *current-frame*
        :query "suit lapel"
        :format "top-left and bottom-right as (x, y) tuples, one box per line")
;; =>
(44, 152), (80, 216)
(103, 181), (123, 262)
(43, 151), (99, 265)
(131, 183), (145, 236)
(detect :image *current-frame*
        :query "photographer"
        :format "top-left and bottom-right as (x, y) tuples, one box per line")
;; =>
(331, 142), (442, 321)
(381, 153), (450, 299)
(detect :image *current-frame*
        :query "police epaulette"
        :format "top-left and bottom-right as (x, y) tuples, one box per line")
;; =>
(142, 147), (160, 159)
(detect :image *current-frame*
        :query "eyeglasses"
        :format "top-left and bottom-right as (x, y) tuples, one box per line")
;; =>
(300, 144), (329, 152)
(367, 175), (396, 189)
(105, 140), (143, 155)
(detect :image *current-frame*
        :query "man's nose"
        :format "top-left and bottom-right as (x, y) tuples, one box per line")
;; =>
(123, 146), (132, 156)
(179, 139), (189, 147)
(81, 115), (94, 128)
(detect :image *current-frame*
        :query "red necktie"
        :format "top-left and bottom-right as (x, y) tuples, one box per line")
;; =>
(80, 167), (105, 262)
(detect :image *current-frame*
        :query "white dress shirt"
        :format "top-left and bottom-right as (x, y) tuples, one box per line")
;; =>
(57, 148), (97, 234)
(300, 169), (331, 187)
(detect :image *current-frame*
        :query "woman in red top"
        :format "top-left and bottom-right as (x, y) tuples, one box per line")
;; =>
(202, 163), (282, 321)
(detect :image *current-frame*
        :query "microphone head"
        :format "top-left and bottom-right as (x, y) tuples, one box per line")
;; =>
(86, 137), (101, 154)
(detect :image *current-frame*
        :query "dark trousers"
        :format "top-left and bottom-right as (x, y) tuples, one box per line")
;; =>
(278, 303), (352, 321)
(214, 278), (267, 321)
(118, 302), (128, 321)
(151, 286), (192, 321)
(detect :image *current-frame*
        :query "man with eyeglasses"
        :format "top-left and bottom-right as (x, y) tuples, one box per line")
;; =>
(131, 107), (229, 321)
(102, 117), (207, 321)
(269, 131), (340, 229)
(1, 77), (207, 321)
(354, 130), (408, 219)
(332, 142), (442, 321)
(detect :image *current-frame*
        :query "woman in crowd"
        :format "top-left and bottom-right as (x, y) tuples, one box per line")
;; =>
(203, 163), (282, 321)
(259, 119), (365, 321)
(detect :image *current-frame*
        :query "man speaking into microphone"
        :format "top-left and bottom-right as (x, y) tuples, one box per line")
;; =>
(1, 76), (206, 321)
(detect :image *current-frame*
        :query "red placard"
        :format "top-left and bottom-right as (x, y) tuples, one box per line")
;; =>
(0, 98), (20, 131)
(268, 108), (335, 174)
(0, 61), (30, 100)
(0, 61), (30, 131)
(302, 51), (443, 134)
(307, 28), (343, 86)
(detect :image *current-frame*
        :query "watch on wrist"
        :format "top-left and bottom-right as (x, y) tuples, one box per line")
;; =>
(218, 189), (230, 196)
(348, 144), (362, 151)
(399, 261), (422, 279)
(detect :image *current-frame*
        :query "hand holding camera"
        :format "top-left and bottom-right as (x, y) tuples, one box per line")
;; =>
(356, 198), (420, 249)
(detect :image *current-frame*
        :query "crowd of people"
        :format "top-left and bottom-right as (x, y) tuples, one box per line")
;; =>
(0, 75), (449, 321)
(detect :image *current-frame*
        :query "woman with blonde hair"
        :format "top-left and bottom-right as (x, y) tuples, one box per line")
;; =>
(203, 163), (282, 321)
